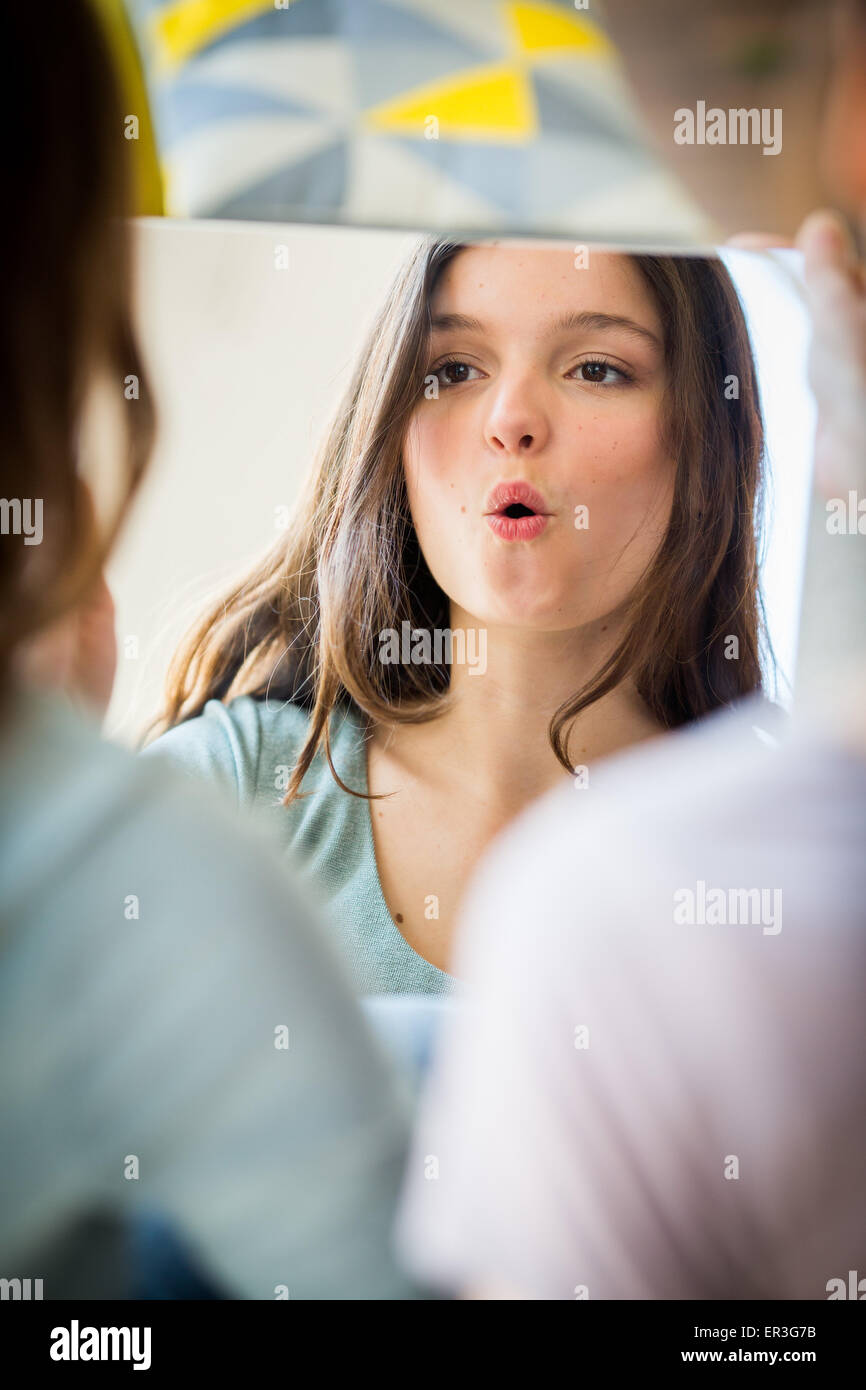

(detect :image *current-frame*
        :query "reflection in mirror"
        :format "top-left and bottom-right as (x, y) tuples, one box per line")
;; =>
(109, 225), (811, 753)
(117, 0), (831, 244)
(121, 0), (715, 241)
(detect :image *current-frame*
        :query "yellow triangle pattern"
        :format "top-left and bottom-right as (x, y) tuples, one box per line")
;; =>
(152, 0), (292, 71)
(508, 1), (614, 59)
(364, 63), (538, 142)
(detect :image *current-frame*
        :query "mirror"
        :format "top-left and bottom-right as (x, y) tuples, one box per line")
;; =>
(117, 0), (830, 244)
(106, 221), (813, 743)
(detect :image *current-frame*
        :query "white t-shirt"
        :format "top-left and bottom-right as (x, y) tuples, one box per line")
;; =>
(0, 688), (419, 1299)
(394, 700), (866, 1299)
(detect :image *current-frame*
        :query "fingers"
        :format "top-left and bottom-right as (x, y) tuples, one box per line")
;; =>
(796, 209), (865, 302)
(794, 209), (866, 498)
(797, 208), (865, 365)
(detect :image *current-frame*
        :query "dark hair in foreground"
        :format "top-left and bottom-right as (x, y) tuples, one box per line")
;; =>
(152, 243), (770, 802)
(0, 2), (155, 709)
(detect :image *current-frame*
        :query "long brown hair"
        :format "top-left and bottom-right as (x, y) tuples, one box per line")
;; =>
(151, 241), (768, 800)
(0, 2), (155, 709)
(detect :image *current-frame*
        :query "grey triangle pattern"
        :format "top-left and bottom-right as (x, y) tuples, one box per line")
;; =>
(173, 0), (343, 67)
(532, 70), (634, 148)
(398, 127), (653, 225)
(525, 132), (654, 221)
(393, 137), (533, 219)
(341, 0), (490, 51)
(212, 139), (349, 220)
(354, 40), (495, 111)
(347, 132), (506, 226)
(394, 0), (519, 58)
(159, 80), (319, 144)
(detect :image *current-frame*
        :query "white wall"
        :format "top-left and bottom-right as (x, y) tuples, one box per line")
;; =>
(108, 217), (418, 741)
(720, 247), (814, 701)
(105, 220), (813, 742)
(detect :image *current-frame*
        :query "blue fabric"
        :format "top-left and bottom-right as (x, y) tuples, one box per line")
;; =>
(360, 994), (459, 1092)
(130, 1209), (226, 1300)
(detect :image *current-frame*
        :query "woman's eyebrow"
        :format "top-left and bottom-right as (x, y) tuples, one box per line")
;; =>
(430, 309), (662, 349)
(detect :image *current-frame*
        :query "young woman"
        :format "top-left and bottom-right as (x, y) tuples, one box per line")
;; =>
(0, 1), (418, 1299)
(146, 242), (768, 995)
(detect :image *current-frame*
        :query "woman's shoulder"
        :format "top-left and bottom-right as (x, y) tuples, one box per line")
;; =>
(142, 695), (366, 804)
(142, 695), (304, 804)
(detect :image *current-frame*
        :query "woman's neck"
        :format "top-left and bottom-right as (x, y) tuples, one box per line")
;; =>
(371, 605), (663, 814)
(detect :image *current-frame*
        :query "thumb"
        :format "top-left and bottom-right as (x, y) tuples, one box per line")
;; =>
(796, 209), (864, 293)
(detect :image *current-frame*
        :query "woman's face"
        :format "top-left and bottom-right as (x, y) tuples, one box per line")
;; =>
(403, 246), (676, 632)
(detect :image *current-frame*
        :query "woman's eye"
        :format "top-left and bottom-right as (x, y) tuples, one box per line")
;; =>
(572, 360), (627, 385)
(432, 359), (481, 387)
(428, 358), (629, 389)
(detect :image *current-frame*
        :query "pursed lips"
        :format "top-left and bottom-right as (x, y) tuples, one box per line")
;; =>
(483, 480), (552, 540)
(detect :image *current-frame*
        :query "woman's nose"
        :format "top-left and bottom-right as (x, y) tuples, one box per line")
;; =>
(483, 378), (549, 456)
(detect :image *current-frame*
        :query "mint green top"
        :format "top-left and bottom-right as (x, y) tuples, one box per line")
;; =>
(144, 697), (455, 997)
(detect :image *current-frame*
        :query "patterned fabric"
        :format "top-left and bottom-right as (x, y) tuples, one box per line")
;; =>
(123, 0), (709, 238)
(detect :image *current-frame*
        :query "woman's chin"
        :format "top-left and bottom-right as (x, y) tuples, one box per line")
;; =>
(467, 595), (602, 633)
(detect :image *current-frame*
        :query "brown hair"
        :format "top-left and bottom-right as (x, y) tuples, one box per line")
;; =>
(152, 241), (768, 799)
(0, 2), (155, 709)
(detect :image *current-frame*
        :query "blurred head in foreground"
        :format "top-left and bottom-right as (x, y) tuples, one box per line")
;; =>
(0, 2), (154, 707)
(0, 2), (420, 1302)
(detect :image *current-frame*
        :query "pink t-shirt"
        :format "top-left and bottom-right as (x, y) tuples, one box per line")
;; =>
(394, 701), (866, 1299)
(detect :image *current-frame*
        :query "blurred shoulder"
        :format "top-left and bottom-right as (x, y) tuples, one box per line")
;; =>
(0, 690), (295, 923)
